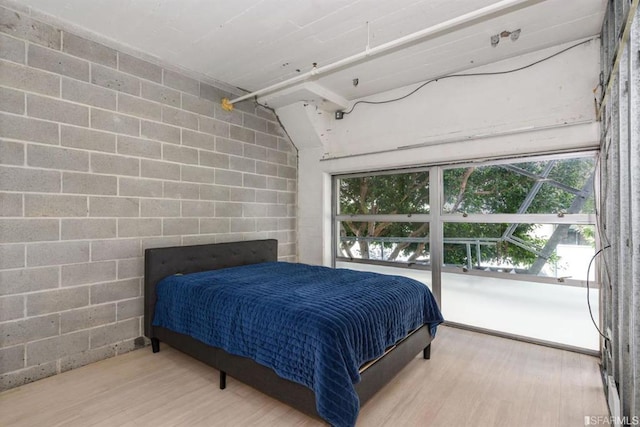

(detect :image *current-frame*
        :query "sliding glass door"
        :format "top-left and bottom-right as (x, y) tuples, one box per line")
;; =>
(333, 152), (600, 351)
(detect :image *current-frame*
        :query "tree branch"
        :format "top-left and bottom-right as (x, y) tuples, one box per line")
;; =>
(387, 223), (430, 260)
(451, 167), (475, 212)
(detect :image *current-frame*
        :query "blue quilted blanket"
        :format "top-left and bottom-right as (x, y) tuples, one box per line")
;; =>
(152, 262), (443, 426)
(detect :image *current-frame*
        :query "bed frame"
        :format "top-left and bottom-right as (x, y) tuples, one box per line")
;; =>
(144, 239), (432, 421)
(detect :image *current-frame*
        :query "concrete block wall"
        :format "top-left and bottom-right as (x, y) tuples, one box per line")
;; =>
(0, 2), (297, 391)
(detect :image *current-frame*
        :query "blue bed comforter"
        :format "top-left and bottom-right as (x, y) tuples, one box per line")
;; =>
(152, 262), (443, 426)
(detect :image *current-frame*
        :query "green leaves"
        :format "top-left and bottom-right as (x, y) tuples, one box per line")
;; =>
(336, 156), (595, 271)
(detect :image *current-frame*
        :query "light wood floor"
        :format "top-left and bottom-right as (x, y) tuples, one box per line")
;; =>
(0, 326), (608, 426)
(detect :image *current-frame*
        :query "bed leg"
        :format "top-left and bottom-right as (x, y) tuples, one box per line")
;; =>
(220, 371), (227, 390)
(151, 337), (160, 353)
(423, 344), (431, 360)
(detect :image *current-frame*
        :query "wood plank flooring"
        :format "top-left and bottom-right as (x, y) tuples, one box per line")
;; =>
(0, 326), (608, 426)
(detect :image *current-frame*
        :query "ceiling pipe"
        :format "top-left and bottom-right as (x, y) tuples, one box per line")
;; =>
(221, 0), (538, 111)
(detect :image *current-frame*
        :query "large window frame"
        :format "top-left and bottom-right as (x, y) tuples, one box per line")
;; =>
(332, 151), (600, 304)
(333, 165), (432, 268)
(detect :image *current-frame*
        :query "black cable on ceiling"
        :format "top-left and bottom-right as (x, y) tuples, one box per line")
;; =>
(341, 38), (596, 117)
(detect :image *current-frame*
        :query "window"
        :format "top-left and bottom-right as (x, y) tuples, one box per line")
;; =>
(443, 222), (596, 281)
(333, 152), (600, 350)
(442, 157), (595, 215)
(335, 170), (430, 266)
(441, 154), (596, 280)
(334, 154), (596, 280)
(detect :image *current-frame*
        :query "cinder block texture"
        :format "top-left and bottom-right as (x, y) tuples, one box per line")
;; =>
(60, 304), (116, 334)
(0, 314), (59, 347)
(27, 145), (89, 171)
(62, 78), (116, 110)
(200, 82), (227, 103)
(0, 32), (25, 64)
(117, 135), (161, 159)
(27, 94), (89, 126)
(0, 113), (59, 145)
(62, 33), (116, 68)
(140, 159), (180, 180)
(90, 109), (139, 136)
(117, 257), (143, 279)
(91, 278), (139, 304)
(118, 218), (161, 237)
(0, 60), (59, 96)
(0, 7), (60, 49)
(118, 93), (161, 121)
(140, 199), (179, 217)
(61, 126), (115, 153)
(162, 69), (199, 96)
(0, 244), (25, 269)
(0, 268), (59, 295)
(26, 241), (90, 266)
(28, 44), (89, 81)
(0, 86), (25, 114)
(0, 361), (57, 391)
(91, 153), (139, 176)
(163, 144), (198, 165)
(25, 194), (87, 217)
(141, 81), (180, 107)
(181, 201), (214, 217)
(140, 120), (180, 144)
(0, 295), (24, 322)
(162, 218), (198, 235)
(183, 94), (215, 118)
(0, 7), (296, 393)
(182, 129), (215, 150)
(119, 177), (163, 197)
(0, 345), (25, 374)
(0, 218), (59, 242)
(89, 318), (139, 349)
(26, 330), (90, 366)
(118, 53), (162, 83)
(116, 297), (143, 320)
(89, 197), (139, 217)
(162, 106), (198, 130)
(200, 152), (229, 170)
(91, 64), (140, 96)
(0, 140), (24, 165)
(230, 125), (255, 143)
(61, 218), (116, 240)
(63, 172), (117, 195)
(91, 238), (140, 261)
(61, 261), (116, 287)
(59, 345), (114, 373)
(0, 192), (22, 216)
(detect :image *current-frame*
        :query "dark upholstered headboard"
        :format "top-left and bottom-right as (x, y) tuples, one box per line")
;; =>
(144, 239), (278, 338)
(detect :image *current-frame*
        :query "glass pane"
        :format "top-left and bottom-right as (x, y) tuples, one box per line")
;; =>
(531, 157), (595, 214)
(441, 271), (599, 350)
(338, 221), (430, 265)
(338, 172), (429, 215)
(443, 222), (596, 280)
(442, 156), (595, 214)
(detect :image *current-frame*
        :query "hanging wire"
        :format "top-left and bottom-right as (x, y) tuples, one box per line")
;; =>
(342, 38), (596, 116)
(586, 245), (611, 342)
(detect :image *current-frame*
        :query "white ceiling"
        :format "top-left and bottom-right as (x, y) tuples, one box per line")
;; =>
(15, 0), (607, 106)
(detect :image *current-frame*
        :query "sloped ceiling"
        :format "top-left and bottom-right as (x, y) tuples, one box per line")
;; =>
(15, 0), (607, 106)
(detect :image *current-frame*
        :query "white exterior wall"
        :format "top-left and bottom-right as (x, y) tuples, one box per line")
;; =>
(278, 39), (601, 265)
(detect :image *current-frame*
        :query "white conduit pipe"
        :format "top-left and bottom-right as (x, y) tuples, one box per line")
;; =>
(225, 0), (537, 108)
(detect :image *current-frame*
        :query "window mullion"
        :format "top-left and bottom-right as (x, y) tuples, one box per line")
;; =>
(441, 213), (595, 224)
(335, 214), (431, 222)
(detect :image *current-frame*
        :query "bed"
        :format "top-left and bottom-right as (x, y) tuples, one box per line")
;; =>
(144, 239), (443, 426)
